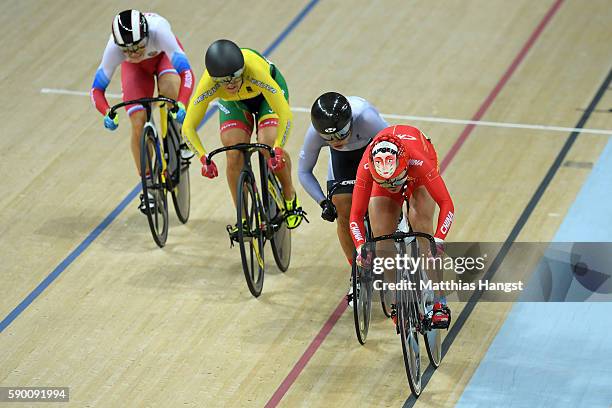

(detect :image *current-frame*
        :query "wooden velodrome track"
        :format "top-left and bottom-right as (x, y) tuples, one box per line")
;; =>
(1, 0), (611, 406)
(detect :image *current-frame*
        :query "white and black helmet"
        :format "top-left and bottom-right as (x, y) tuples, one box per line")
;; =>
(112, 10), (148, 47)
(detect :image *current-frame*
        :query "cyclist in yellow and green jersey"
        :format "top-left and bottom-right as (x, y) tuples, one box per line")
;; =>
(182, 39), (304, 232)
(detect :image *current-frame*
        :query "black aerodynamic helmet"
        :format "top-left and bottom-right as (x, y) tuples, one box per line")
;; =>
(112, 10), (148, 47)
(310, 92), (353, 141)
(205, 39), (245, 79)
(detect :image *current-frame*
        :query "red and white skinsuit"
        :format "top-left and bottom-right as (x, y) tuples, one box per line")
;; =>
(349, 125), (455, 249)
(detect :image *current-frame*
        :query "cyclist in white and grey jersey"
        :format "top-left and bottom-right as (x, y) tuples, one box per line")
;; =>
(298, 93), (388, 266)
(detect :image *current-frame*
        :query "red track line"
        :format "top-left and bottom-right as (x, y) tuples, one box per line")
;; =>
(265, 1), (564, 406)
(264, 297), (348, 408)
(440, 0), (564, 173)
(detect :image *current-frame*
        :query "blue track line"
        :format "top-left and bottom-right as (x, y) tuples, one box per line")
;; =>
(0, 0), (320, 334)
(0, 185), (141, 332)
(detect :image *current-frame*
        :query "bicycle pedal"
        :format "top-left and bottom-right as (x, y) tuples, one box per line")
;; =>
(226, 224), (253, 244)
(225, 225), (238, 247)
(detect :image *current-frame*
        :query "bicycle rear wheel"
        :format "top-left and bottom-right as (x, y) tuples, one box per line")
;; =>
(268, 174), (291, 272)
(167, 118), (190, 223)
(397, 252), (422, 397)
(237, 171), (265, 297)
(140, 125), (168, 248)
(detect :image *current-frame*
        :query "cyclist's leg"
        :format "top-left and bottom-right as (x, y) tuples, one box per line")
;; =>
(156, 53), (180, 101)
(156, 57), (193, 159)
(370, 186), (404, 309)
(218, 100), (254, 207)
(257, 125), (294, 199)
(408, 184), (444, 300)
(255, 68), (295, 202)
(157, 73), (180, 106)
(369, 186), (404, 236)
(327, 146), (365, 264)
(121, 60), (156, 175)
(407, 185), (435, 238)
(331, 192), (354, 263)
(256, 102), (294, 201)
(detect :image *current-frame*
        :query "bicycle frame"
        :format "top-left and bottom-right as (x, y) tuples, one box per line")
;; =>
(207, 143), (281, 238)
(368, 231), (436, 318)
(109, 96), (179, 187)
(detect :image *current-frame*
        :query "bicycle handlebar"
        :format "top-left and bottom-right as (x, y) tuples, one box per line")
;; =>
(369, 231), (438, 257)
(206, 143), (275, 165)
(108, 96), (178, 118)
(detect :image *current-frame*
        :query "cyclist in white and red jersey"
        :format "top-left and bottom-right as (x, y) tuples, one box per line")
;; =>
(350, 125), (455, 328)
(90, 10), (194, 212)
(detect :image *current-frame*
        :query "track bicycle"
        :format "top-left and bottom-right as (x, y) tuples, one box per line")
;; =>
(108, 96), (191, 247)
(206, 143), (305, 297)
(366, 229), (443, 397)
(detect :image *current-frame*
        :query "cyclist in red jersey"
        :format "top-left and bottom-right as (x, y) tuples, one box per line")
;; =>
(349, 124), (454, 328)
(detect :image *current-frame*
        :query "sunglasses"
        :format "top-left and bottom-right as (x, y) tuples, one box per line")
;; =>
(211, 68), (245, 84)
(319, 120), (352, 142)
(119, 41), (146, 54)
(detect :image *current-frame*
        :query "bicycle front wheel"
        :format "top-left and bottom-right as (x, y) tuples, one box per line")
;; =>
(398, 262), (422, 396)
(380, 286), (392, 318)
(352, 250), (372, 345)
(237, 171), (265, 297)
(140, 125), (168, 248)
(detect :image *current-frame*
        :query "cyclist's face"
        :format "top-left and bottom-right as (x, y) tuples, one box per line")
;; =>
(328, 137), (348, 149)
(120, 40), (147, 59)
(373, 153), (397, 178)
(222, 77), (243, 94)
